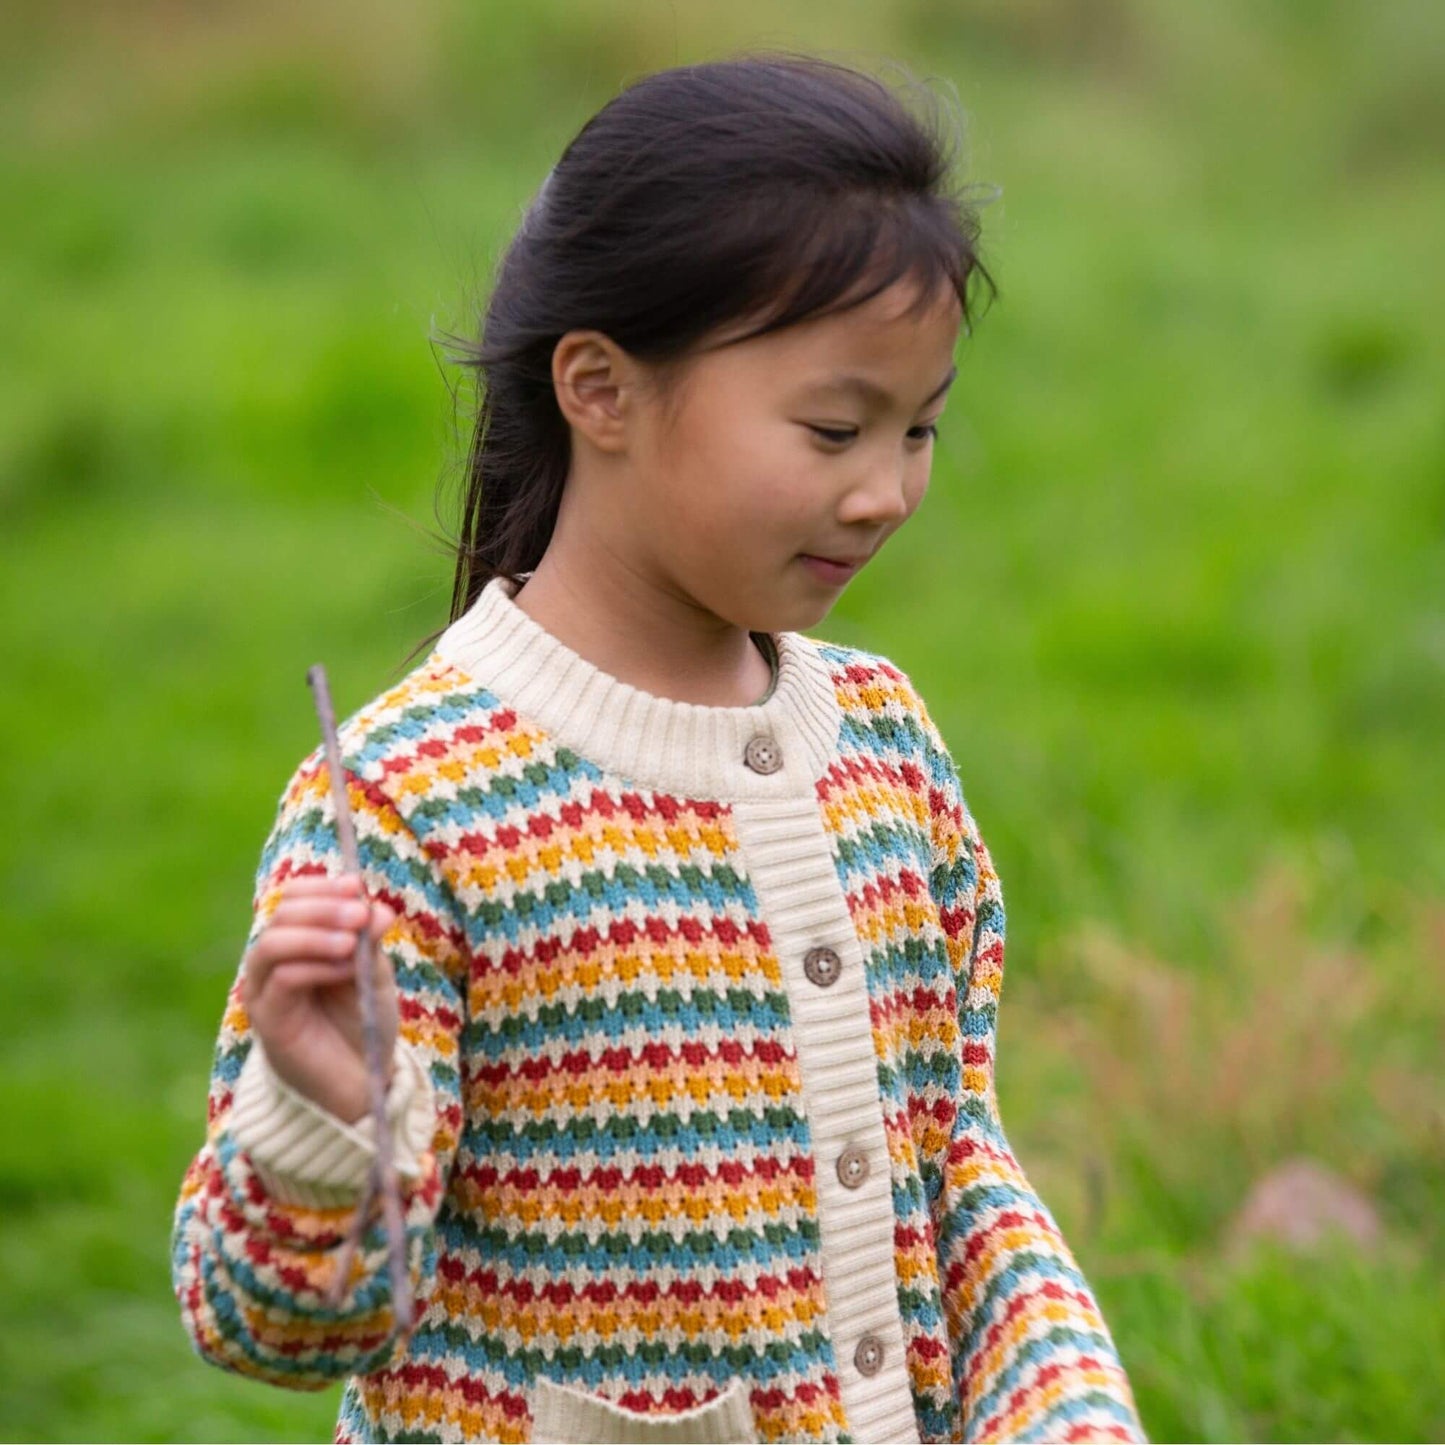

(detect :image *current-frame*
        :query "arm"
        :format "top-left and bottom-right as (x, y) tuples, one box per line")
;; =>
(916, 701), (1147, 1443)
(169, 748), (468, 1391)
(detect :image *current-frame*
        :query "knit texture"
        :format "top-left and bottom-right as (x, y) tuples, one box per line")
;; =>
(171, 574), (1146, 1444)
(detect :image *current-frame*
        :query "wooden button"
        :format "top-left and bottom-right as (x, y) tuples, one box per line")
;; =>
(743, 734), (782, 774)
(836, 1144), (869, 1189)
(854, 1334), (884, 1376)
(803, 946), (841, 987)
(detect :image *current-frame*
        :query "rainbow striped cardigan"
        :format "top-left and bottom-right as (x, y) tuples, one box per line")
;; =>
(171, 573), (1146, 1444)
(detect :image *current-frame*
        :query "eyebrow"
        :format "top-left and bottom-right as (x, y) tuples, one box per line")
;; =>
(803, 364), (958, 410)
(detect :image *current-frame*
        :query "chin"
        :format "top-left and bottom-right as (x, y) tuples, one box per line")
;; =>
(703, 573), (839, 636)
(766, 594), (838, 635)
(799, 598), (841, 631)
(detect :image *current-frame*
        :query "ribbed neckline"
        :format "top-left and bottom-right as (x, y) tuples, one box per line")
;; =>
(432, 573), (843, 802)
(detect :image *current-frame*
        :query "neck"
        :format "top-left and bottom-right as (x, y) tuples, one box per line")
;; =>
(510, 553), (776, 709)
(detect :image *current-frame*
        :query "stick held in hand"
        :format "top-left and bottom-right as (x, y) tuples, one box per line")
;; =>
(305, 663), (413, 1331)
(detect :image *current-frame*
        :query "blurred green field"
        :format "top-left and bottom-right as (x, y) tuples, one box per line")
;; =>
(1, 2), (1442, 1440)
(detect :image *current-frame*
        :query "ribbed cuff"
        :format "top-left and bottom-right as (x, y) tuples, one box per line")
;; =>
(229, 1037), (436, 1209)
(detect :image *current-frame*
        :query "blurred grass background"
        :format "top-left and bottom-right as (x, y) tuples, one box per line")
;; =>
(1, 1), (1442, 1440)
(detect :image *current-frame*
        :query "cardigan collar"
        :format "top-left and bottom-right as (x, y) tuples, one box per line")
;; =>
(433, 573), (843, 802)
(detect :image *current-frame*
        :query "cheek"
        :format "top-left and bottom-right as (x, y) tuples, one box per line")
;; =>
(906, 467), (931, 512)
(673, 423), (813, 535)
(890, 446), (935, 513)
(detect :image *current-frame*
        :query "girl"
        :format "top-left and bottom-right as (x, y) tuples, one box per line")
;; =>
(171, 52), (1146, 1445)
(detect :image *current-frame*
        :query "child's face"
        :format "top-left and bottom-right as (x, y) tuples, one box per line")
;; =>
(626, 272), (963, 633)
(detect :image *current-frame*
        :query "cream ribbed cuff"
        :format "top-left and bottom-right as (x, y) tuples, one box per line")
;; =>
(228, 1037), (436, 1209)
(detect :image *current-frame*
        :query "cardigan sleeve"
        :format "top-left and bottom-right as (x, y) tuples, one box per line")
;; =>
(913, 697), (1148, 1443)
(226, 1030), (438, 1209)
(169, 747), (468, 1391)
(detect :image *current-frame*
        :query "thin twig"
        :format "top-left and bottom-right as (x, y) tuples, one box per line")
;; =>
(326, 1172), (382, 1305)
(306, 664), (414, 1332)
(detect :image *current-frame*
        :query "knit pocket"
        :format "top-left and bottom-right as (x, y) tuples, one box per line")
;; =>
(529, 1376), (756, 1444)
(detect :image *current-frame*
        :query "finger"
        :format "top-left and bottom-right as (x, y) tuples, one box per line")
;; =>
(273, 873), (365, 900)
(246, 926), (363, 992)
(266, 906), (396, 954)
(242, 952), (354, 1014)
(269, 896), (376, 930)
(262, 943), (393, 994)
(261, 958), (361, 994)
(252, 926), (395, 976)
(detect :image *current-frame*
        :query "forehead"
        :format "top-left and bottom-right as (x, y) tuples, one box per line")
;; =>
(749, 277), (959, 368)
(754, 279), (960, 399)
(655, 276), (961, 419)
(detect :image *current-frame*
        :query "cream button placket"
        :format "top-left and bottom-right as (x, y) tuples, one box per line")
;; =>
(742, 733), (783, 775)
(724, 786), (923, 1439)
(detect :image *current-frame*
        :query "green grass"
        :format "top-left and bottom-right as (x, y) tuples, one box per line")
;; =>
(1, 2), (1442, 1439)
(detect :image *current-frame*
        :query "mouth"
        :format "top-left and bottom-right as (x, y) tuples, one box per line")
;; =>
(798, 553), (866, 584)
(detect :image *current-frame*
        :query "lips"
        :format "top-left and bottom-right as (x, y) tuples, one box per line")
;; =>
(799, 554), (865, 585)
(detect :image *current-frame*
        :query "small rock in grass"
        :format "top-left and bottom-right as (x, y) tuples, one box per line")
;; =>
(1226, 1156), (1382, 1261)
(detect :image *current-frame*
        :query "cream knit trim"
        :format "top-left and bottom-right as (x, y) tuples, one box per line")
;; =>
(729, 796), (923, 1444)
(228, 1037), (435, 1209)
(433, 574), (843, 803)
(530, 1374), (757, 1444)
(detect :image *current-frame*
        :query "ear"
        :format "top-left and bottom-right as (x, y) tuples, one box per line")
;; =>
(551, 330), (637, 455)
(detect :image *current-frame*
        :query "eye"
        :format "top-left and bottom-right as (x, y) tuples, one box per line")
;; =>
(808, 425), (857, 445)
(805, 422), (942, 446)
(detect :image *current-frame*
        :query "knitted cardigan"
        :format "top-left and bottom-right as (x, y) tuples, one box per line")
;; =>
(170, 573), (1146, 1445)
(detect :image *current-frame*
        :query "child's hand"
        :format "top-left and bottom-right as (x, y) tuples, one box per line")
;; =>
(241, 873), (399, 1126)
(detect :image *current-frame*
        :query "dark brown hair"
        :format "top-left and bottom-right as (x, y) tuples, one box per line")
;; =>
(411, 50), (995, 666)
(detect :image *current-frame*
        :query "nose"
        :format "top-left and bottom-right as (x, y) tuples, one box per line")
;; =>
(838, 457), (916, 528)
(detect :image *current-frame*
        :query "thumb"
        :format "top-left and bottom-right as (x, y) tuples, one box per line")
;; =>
(368, 900), (398, 936)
